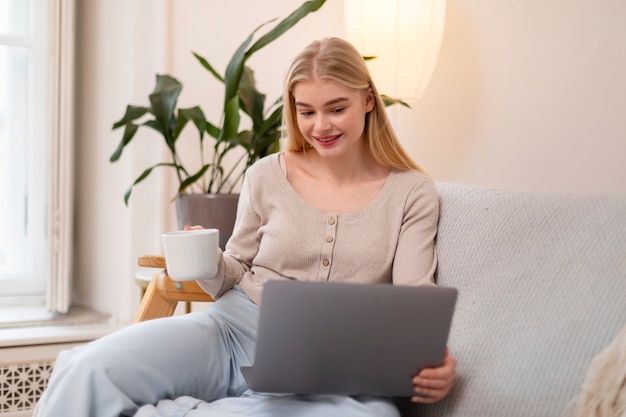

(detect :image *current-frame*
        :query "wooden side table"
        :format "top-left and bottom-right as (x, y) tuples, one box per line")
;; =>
(135, 268), (191, 314)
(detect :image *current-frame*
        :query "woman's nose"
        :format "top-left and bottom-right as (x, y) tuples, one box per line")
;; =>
(314, 114), (330, 131)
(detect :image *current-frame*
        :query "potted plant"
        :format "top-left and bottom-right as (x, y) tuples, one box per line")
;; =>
(110, 0), (327, 248)
(111, 0), (409, 249)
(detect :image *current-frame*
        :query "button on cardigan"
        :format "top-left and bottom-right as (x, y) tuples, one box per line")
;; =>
(197, 153), (439, 306)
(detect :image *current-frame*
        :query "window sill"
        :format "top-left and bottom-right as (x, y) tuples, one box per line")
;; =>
(0, 305), (121, 348)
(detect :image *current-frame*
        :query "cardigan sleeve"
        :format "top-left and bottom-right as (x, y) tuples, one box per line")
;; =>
(196, 174), (261, 299)
(391, 176), (439, 287)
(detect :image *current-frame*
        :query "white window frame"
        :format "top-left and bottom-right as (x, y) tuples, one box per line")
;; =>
(0, 0), (74, 313)
(46, 0), (75, 313)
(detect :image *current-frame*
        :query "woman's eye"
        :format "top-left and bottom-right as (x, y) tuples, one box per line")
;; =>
(331, 107), (345, 114)
(299, 111), (314, 116)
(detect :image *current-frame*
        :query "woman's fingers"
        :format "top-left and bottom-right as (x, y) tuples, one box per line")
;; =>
(183, 225), (204, 231)
(411, 348), (458, 403)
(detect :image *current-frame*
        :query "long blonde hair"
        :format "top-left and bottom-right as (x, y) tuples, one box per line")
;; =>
(282, 37), (424, 172)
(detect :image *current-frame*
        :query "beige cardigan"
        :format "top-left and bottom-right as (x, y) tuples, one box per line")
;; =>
(198, 153), (439, 305)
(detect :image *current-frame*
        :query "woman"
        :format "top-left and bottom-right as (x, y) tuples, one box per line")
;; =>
(34, 37), (457, 417)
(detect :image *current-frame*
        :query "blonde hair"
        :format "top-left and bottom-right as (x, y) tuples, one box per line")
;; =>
(282, 37), (424, 172)
(568, 325), (626, 417)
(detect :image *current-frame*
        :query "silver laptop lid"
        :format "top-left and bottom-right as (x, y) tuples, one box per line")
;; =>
(241, 280), (457, 397)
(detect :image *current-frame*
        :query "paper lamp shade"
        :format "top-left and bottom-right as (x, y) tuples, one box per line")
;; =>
(345, 0), (446, 102)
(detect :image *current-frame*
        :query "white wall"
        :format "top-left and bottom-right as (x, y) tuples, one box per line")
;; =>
(74, 0), (626, 323)
(401, 0), (626, 195)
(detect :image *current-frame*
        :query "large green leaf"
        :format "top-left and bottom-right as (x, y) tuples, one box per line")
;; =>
(257, 106), (282, 138)
(175, 106), (208, 143)
(219, 95), (242, 143)
(110, 123), (139, 162)
(123, 162), (181, 206)
(205, 121), (221, 139)
(149, 75), (182, 139)
(381, 94), (411, 109)
(112, 105), (150, 130)
(246, 0), (326, 56)
(179, 164), (212, 194)
(229, 130), (254, 151)
(222, 27), (259, 108)
(238, 67), (266, 126)
(192, 52), (224, 84)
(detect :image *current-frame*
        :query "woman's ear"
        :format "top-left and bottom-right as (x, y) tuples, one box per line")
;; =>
(365, 88), (375, 113)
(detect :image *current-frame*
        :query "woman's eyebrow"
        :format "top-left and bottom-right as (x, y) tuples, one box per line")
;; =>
(295, 97), (349, 107)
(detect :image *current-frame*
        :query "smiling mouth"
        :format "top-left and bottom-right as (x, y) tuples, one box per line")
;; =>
(314, 134), (341, 144)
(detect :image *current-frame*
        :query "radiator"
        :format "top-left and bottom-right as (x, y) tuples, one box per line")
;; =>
(0, 361), (53, 416)
(0, 306), (117, 416)
(0, 343), (84, 417)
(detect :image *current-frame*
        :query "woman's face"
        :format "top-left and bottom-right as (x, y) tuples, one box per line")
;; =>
(292, 79), (374, 158)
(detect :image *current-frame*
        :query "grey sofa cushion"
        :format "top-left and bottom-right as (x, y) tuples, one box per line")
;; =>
(398, 182), (626, 417)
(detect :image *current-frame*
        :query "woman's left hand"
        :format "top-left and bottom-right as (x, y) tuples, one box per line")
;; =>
(411, 347), (457, 403)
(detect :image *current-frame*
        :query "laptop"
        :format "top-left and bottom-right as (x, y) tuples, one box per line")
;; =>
(240, 280), (457, 397)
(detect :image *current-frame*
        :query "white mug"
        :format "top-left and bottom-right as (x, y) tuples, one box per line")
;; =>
(161, 229), (219, 281)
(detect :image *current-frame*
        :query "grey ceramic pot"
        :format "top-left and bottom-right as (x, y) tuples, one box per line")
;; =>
(175, 193), (240, 250)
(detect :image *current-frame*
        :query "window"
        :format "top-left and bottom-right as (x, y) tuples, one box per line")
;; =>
(0, 0), (74, 312)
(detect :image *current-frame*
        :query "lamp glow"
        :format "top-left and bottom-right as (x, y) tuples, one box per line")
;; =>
(345, 0), (446, 102)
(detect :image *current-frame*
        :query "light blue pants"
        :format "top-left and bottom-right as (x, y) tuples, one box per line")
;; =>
(34, 286), (399, 417)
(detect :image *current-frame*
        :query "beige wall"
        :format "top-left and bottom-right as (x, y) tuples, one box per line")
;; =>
(402, 1), (626, 195)
(74, 0), (626, 323)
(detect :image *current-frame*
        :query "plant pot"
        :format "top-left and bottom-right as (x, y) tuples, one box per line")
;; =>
(175, 193), (240, 250)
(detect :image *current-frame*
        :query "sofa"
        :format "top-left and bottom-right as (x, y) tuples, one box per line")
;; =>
(137, 182), (626, 417)
(393, 182), (626, 417)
